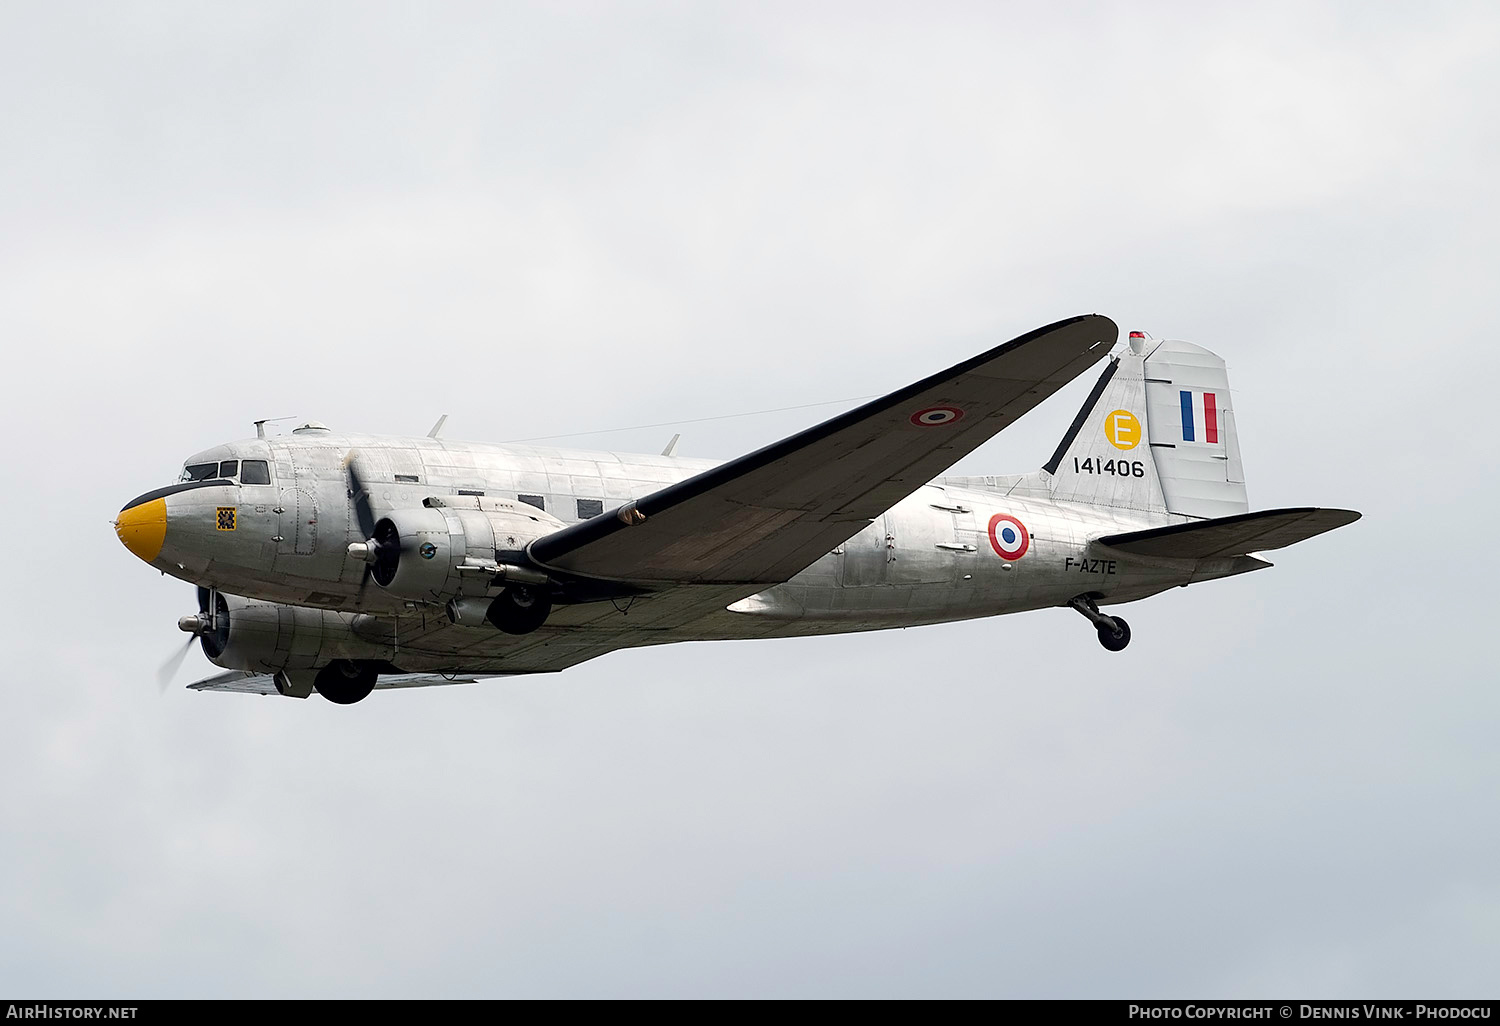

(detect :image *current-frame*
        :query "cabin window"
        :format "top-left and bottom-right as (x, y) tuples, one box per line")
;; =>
(218, 460), (239, 479)
(577, 499), (604, 519)
(240, 460), (271, 485)
(180, 462), (219, 482)
(519, 494), (545, 511)
(394, 474), (420, 484)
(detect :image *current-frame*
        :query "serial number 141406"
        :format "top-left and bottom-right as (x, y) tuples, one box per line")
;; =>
(1073, 457), (1146, 478)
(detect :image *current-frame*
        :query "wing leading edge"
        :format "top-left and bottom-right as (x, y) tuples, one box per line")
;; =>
(529, 314), (1118, 584)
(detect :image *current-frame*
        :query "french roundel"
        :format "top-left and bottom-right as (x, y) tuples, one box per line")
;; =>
(910, 406), (964, 427)
(987, 514), (1030, 560)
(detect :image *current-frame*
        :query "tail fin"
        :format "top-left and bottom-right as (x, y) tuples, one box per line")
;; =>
(1044, 336), (1250, 519)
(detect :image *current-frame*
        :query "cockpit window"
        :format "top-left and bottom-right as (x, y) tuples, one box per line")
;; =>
(178, 458), (269, 484)
(180, 462), (219, 482)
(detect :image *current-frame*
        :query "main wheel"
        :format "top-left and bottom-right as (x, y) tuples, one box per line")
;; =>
(486, 584), (552, 635)
(1096, 616), (1131, 652)
(314, 660), (378, 704)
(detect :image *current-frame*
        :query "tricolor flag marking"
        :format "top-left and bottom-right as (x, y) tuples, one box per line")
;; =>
(1179, 390), (1219, 444)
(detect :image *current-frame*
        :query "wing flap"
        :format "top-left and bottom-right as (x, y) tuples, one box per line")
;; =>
(531, 314), (1118, 584)
(1097, 507), (1361, 559)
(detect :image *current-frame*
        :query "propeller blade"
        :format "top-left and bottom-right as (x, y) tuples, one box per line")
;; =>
(157, 635), (196, 695)
(354, 554), (373, 603)
(343, 450), (378, 541)
(343, 450), (389, 606)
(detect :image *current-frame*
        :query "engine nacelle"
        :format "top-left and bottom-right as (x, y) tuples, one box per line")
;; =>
(200, 594), (396, 673)
(368, 497), (562, 603)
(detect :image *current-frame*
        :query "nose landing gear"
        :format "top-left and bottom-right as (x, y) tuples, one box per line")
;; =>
(1068, 595), (1131, 652)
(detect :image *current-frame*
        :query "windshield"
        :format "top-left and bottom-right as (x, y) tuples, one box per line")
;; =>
(179, 462), (219, 482)
(178, 459), (271, 484)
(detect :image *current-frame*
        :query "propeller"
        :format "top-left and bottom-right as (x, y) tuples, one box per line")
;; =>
(343, 450), (387, 602)
(156, 588), (213, 695)
(156, 634), (197, 694)
(344, 449), (378, 541)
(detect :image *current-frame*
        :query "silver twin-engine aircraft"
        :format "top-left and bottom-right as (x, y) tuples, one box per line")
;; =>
(117, 315), (1360, 704)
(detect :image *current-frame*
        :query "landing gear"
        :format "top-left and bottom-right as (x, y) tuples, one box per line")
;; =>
(1068, 595), (1131, 652)
(314, 659), (378, 704)
(1097, 616), (1131, 652)
(486, 584), (552, 635)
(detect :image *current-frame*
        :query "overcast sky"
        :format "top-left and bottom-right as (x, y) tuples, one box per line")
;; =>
(1, 0), (1496, 998)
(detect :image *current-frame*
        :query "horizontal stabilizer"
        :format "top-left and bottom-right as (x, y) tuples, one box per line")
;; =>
(1097, 507), (1361, 559)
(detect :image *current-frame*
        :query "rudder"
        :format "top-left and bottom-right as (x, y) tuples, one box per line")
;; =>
(1143, 340), (1249, 520)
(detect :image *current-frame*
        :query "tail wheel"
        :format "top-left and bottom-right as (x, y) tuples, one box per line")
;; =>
(1096, 616), (1131, 652)
(487, 584), (552, 635)
(314, 660), (377, 704)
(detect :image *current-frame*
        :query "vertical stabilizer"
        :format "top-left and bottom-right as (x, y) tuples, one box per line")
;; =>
(1043, 345), (1170, 513)
(1045, 335), (1251, 519)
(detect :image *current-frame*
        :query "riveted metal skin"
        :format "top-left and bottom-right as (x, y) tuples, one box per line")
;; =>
(118, 320), (1359, 696)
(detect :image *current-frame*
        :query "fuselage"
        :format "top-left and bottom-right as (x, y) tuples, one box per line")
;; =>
(116, 423), (1264, 677)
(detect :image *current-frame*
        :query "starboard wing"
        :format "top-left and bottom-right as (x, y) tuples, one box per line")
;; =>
(529, 314), (1118, 584)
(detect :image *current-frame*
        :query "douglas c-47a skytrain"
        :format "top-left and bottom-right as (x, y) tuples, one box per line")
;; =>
(116, 315), (1359, 705)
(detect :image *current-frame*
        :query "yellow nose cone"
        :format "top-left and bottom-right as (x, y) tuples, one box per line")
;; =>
(116, 497), (167, 563)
